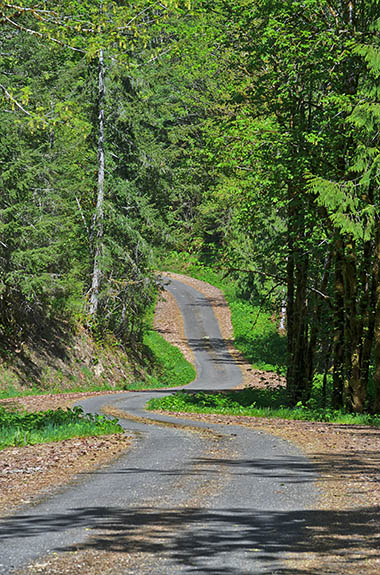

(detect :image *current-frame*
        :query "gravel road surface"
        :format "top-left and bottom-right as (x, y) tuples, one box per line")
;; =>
(0, 278), (318, 574)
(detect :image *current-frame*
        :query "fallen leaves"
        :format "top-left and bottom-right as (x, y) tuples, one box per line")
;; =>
(0, 432), (131, 516)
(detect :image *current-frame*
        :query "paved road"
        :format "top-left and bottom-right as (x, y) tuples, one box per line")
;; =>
(0, 278), (318, 574)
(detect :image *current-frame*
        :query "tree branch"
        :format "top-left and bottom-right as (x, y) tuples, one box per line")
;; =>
(0, 83), (32, 116)
(4, 16), (86, 53)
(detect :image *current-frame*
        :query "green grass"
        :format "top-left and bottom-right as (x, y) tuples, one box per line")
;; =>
(0, 405), (123, 450)
(139, 330), (196, 389)
(161, 251), (287, 374)
(147, 389), (380, 427)
(0, 382), (118, 400)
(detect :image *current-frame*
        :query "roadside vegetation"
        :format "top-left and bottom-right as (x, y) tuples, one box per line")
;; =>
(161, 251), (287, 374)
(153, 254), (379, 425)
(147, 389), (380, 427)
(0, 405), (123, 450)
(141, 330), (196, 390)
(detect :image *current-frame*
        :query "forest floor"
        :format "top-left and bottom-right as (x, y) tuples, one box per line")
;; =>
(0, 272), (379, 574)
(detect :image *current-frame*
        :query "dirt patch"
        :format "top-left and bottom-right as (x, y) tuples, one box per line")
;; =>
(0, 433), (131, 517)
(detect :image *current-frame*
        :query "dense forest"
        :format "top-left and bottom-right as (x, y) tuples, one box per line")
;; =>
(0, 0), (379, 413)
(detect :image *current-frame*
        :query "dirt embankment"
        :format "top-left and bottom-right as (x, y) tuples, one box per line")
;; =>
(0, 324), (144, 396)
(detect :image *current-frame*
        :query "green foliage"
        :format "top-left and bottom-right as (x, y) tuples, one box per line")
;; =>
(147, 389), (380, 426)
(306, 176), (375, 241)
(0, 405), (123, 449)
(1, 0), (379, 414)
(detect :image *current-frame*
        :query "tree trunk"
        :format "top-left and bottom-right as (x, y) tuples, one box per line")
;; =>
(359, 238), (376, 401)
(89, 48), (105, 318)
(343, 237), (366, 412)
(286, 190), (296, 402)
(332, 236), (345, 408)
(373, 218), (380, 413)
(286, 189), (308, 405)
(291, 253), (309, 402)
(305, 248), (332, 399)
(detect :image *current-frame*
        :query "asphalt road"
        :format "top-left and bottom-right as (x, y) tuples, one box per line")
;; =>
(0, 278), (318, 574)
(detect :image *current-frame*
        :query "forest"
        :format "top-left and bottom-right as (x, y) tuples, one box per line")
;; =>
(0, 0), (379, 415)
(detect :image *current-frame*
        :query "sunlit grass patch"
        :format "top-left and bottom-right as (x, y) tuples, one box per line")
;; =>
(147, 389), (380, 426)
(0, 405), (123, 450)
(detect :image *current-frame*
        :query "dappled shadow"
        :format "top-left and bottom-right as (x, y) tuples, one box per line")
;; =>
(186, 296), (229, 309)
(235, 332), (287, 372)
(194, 453), (379, 486)
(77, 453), (316, 485)
(184, 333), (286, 373)
(0, 505), (378, 574)
(73, 449), (376, 488)
(187, 337), (245, 366)
(312, 451), (379, 484)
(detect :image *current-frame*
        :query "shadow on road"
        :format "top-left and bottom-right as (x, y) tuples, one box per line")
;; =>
(75, 454), (317, 485)
(76, 451), (377, 488)
(0, 505), (377, 574)
(187, 337), (242, 365)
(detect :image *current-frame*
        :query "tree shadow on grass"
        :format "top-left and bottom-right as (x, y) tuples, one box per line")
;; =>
(167, 385), (289, 410)
(0, 505), (378, 574)
(235, 332), (287, 373)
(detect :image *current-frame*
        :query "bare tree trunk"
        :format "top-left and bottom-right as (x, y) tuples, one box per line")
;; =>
(279, 289), (286, 335)
(89, 48), (105, 318)
(359, 238), (376, 401)
(286, 190), (296, 401)
(286, 188), (308, 405)
(291, 253), (309, 402)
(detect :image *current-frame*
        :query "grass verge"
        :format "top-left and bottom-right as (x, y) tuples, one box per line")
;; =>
(147, 389), (380, 426)
(0, 405), (123, 450)
(138, 330), (196, 390)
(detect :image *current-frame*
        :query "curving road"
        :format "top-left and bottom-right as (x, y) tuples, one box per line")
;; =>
(0, 278), (318, 574)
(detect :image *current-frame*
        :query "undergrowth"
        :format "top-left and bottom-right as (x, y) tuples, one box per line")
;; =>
(147, 389), (380, 427)
(0, 405), (123, 449)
